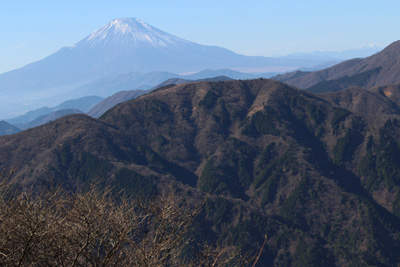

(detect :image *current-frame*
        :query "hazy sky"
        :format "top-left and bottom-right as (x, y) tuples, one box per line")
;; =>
(1, 0), (399, 74)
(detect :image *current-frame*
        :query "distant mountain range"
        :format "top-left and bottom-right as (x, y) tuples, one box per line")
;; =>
(87, 90), (147, 118)
(283, 44), (382, 61)
(88, 76), (234, 118)
(2, 29), (396, 131)
(6, 96), (103, 129)
(273, 40), (400, 93)
(0, 18), (338, 119)
(0, 121), (20, 136)
(4, 75), (234, 128)
(14, 109), (84, 130)
(5, 37), (397, 130)
(151, 75), (233, 90)
(68, 69), (262, 99)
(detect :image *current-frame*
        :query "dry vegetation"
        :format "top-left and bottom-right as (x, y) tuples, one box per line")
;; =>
(0, 171), (253, 267)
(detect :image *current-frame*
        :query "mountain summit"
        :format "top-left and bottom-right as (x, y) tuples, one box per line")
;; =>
(0, 17), (331, 119)
(76, 18), (189, 48)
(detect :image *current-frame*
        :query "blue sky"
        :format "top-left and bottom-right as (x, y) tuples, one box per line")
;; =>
(1, 0), (399, 74)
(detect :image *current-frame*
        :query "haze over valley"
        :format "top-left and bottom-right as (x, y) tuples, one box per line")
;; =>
(0, 18), (382, 120)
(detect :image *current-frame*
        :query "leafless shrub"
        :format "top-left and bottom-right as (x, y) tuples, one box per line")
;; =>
(0, 175), (258, 266)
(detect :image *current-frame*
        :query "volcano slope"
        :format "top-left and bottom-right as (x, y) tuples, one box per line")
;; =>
(2, 79), (400, 265)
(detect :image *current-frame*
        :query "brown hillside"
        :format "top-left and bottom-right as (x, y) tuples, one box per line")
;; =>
(2, 79), (400, 265)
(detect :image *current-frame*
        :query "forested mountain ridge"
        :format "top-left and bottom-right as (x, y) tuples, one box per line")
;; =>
(2, 79), (400, 265)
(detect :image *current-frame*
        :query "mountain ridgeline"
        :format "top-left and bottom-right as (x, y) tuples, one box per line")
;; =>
(2, 79), (400, 265)
(273, 40), (400, 93)
(86, 75), (233, 118)
(0, 17), (330, 119)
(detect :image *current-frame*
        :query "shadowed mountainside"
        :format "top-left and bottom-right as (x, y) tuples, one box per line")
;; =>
(2, 79), (400, 265)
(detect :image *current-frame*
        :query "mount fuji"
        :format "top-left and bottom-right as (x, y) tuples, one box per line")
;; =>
(0, 18), (326, 119)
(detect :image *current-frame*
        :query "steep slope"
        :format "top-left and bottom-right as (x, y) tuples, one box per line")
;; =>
(54, 96), (103, 112)
(87, 89), (147, 118)
(274, 58), (364, 88)
(0, 121), (20, 136)
(2, 79), (400, 265)
(274, 40), (400, 92)
(272, 70), (311, 83)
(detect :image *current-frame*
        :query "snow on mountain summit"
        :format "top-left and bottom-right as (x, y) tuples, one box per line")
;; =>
(76, 18), (190, 48)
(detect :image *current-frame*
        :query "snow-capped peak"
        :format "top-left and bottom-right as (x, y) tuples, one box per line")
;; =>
(75, 18), (190, 48)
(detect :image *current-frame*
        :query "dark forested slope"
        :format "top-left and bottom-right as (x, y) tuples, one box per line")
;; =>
(2, 79), (400, 265)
